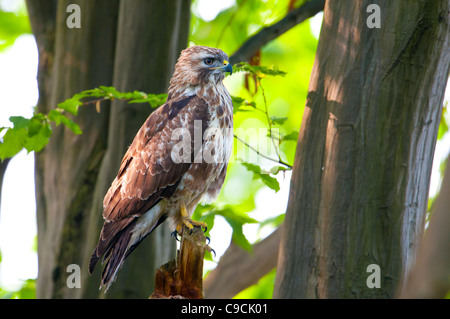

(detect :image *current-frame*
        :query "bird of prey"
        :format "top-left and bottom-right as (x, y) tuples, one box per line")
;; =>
(88, 46), (234, 291)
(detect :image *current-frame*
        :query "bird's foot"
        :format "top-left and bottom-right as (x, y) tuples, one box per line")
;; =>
(175, 218), (207, 235)
(176, 202), (207, 235)
(171, 230), (181, 242)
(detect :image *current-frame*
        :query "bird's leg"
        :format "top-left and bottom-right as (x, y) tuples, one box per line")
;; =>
(175, 202), (207, 234)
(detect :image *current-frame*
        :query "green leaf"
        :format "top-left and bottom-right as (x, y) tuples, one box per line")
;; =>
(24, 122), (52, 153)
(231, 95), (256, 114)
(282, 131), (299, 142)
(229, 219), (253, 252)
(0, 114), (54, 159)
(59, 114), (82, 135)
(233, 62), (287, 78)
(27, 117), (44, 136)
(241, 162), (262, 175)
(258, 173), (280, 192)
(259, 213), (285, 229)
(0, 11), (31, 52)
(199, 205), (257, 252)
(57, 98), (82, 115)
(0, 127), (27, 161)
(98, 85), (121, 97)
(129, 93), (168, 108)
(48, 109), (63, 125)
(216, 206), (258, 225)
(214, 207), (257, 252)
(270, 116), (288, 125)
(48, 109), (82, 134)
(9, 116), (30, 129)
(241, 162), (280, 192)
(231, 96), (245, 105)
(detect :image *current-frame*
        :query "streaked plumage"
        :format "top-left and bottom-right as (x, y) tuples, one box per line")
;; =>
(88, 46), (233, 291)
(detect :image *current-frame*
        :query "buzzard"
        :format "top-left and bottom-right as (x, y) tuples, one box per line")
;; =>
(88, 46), (233, 291)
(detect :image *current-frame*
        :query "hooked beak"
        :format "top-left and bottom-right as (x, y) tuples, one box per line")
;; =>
(222, 60), (233, 74)
(209, 60), (233, 75)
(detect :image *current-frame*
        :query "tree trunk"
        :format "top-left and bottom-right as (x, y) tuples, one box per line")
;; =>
(27, 0), (191, 298)
(274, 0), (450, 299)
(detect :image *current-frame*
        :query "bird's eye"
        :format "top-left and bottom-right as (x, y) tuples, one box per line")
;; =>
(204, 58), (214, 65)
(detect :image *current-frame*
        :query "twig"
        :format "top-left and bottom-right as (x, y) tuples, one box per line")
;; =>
(259, 80), (282, 162)
(229, 0), (325, 64)
(234, 134), (292, 169)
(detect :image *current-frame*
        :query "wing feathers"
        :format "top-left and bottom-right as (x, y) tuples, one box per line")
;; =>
(89, 95), (210, 286)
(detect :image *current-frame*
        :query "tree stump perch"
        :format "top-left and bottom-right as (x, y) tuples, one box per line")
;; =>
(150, 226), (208, 299)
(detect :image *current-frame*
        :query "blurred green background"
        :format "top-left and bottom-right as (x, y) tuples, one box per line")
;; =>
(0, 0), (448, 299)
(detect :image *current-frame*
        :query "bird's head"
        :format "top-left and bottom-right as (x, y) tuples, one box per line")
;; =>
(169, 46), (232, 93)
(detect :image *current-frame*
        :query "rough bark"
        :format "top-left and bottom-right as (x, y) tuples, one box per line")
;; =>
(273, 0), (450, 298)
(400, 153), (450, 298)
(27, 0), (191, 298)
(29, 0), (119, 299)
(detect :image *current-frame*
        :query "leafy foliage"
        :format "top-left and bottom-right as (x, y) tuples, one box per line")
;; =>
(234, 268), (277, 299)
(241, 162), (281, 192)
(0, 7), (31, 52)
(0, 115), (52, 161)
(233, 62), (287, 78)
(0, 86), (167, 161)
(282, 130), (299, 142)
(210, 206), (258, 252)
(0, 279), (36, 299)
(230, 96), (256, 114)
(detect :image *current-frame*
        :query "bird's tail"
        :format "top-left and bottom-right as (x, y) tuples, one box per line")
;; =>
(88, 214), (167, 292)
(89, 218), (136, 292)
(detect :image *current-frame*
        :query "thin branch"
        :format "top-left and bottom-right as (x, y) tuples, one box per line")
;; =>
(229, 0), (325, 64)
(234, 135), (293, 169)
(259, 80), (282, 162)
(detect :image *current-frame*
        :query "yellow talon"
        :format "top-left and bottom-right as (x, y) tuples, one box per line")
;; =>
(176, 202), (207, 234)
(176, 223), (184, 235)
